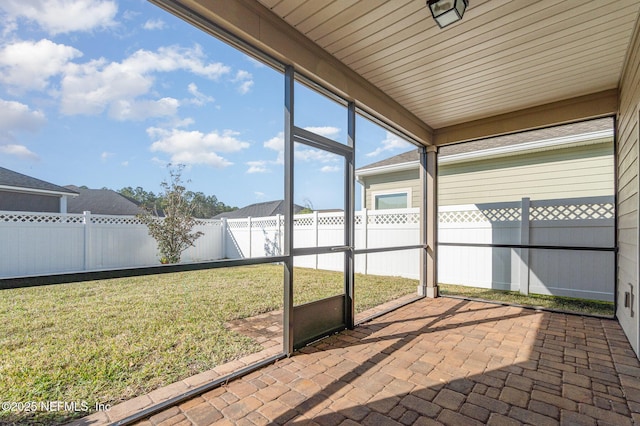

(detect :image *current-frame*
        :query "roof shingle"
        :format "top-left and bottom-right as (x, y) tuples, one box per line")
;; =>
(214, 200), (304, 219)
(64, 186), (142, 215)
(0, 166), (77, 195)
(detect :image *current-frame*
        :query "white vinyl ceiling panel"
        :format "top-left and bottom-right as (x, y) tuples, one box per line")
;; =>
(257, 0), (640, 129)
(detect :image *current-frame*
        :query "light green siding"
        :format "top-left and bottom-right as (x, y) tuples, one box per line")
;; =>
(616, 16), (640, 356)
(361, 141), (614, 209)
(439, 142), (614, 205)
(362, 169), (420, 210)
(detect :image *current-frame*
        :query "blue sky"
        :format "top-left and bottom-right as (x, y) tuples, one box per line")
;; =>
(0, 0), (415, 210)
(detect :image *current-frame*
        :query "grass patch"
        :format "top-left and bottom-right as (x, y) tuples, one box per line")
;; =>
(0, 265), (416, 424)
(439, 283), (614, 316)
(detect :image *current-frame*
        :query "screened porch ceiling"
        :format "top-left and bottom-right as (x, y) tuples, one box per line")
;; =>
(161, 0), (640, 145)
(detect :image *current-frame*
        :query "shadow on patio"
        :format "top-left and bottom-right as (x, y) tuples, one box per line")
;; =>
(89, 297), (640, 425)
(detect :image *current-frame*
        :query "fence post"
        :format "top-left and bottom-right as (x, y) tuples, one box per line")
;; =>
(248, 216), (252, 258)
(276, 214), (282, 255)
(221, 218), (227, 259)
(363, 208), (368, 275)
(83, 211), (91, 271)
(519, 198), (531, 295)
(314, 211), (319, 270)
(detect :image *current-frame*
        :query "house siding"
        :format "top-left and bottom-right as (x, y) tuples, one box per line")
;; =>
(363, 169), (420, 210)
(439, 142), (614, 205)
(617, 15), (640, 357)
(362, 142), (614, 209)
(0, 191), (60, 213)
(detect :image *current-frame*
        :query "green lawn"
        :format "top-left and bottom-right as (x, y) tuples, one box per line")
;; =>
(0, 265), (417, 424)
(439, 283), (615, 316)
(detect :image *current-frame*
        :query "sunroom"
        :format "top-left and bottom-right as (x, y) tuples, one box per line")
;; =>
(3, 1), (640, 425)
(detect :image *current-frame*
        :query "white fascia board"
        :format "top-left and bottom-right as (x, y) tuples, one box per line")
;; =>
(0, 185), (79, 197)
(355, 160), (419, 178)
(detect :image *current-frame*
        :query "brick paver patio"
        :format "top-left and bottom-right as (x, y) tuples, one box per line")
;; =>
(82, 297), (640, 425)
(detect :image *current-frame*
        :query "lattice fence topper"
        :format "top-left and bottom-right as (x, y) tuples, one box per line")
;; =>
(367, 211), (420, 225)
(481, 207), (521, 222)
(438, 210), (488, 223)
(530, 202), (615, 220)
(251, 218), (278, 228)
(194, 219), (223, 227)
(91, 215), (144, 225)
(226, 220), (249, 229)
(0, 212), (85, 224)
(294, 216), (314, 226)
(318, 215), (345, 226)
(438, 208), (521, 223)
(90, 216), (221, 226)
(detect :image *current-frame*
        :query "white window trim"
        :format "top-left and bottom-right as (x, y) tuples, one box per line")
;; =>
(371, 188), (412, 210)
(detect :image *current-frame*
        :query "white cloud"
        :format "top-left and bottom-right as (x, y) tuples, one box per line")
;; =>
(234, 70), (251, 81)
(121, 160), (129, 167)
(0, 144), (39, 160)
(100, 151), (114, 161)
(0, 39), (82, 92)
(0, 0), (118, 35)
(2, 21), (17, 38)
(109, 97), (179, 121)
(187, 83), (215, 106)
(254, 191), (265, 199)
(168, 117), (196, 129)
(233, 69), (253, 94)
(167, 151), (231, 167)
(147, 127), (249, 168)
(238, 80), (254, 95)
(263, 127), (341, 165)
(304, 126), (340, 139)
(264, 132), (284, 151)
(143, 19), (165, 30)
(151, 156), (168, 167)
(0, 99), (46, 132)
(60, 44), (230, 117)
(264, 131), (285, 164)
(296, 147), (337, 163)
(122, 10), (139, 21)
(0, 99), (46, 143)
(366, 131), (409, 157)
(246, 160), (268, 174)
(320, 165), (340, 173)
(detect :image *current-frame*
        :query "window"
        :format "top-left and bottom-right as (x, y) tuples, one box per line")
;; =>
(374, 191), (409, 210)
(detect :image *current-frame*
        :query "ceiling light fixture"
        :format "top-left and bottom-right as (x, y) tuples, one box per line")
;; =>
(427, 0), (468, 28)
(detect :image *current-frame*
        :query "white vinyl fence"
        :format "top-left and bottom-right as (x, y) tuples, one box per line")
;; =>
(0, 196), (615, 301)
(438, 196), (615, 301)
(0, 211), (222, 277)
(223, 209), (421, 279)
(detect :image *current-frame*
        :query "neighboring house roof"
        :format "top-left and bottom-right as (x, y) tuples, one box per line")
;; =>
(64, 185), (142, 215)
(0, 166), (78, 197)
(357, 118), (613, 174)
(214, 200), (304, 219)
